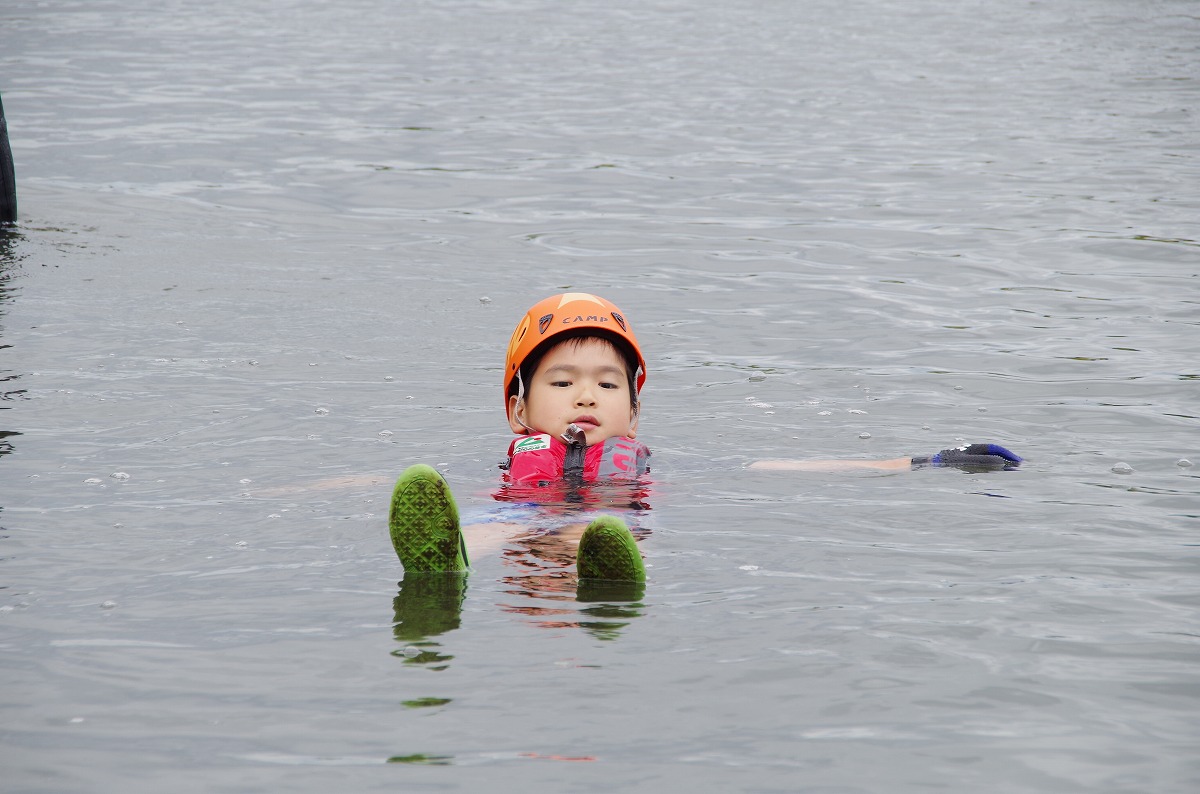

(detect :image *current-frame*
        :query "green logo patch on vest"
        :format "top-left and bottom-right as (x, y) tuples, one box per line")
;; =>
(513, 434), (551, 454)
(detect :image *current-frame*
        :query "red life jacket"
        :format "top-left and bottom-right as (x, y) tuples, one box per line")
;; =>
(504, 434), (651, 485)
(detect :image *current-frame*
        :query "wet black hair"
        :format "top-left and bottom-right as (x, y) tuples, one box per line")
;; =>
(510, 330), (640, 409)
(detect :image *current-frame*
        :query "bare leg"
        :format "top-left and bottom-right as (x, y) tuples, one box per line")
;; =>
(462, 521), (588, 564)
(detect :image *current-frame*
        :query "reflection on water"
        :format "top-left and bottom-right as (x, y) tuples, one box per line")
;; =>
(469, 481), (654, 640)
(574, 592), (646, 641)
(391, 520), (649, 662)
(0, 226), (21, 270)
(385, 753), (453, 766)
(400, 696), (452, 709)
(0, 431), (18, 457)
(492, 477), (655, 512)
(0, 226), (24, 460)
(496, 506), (648, 640)
(390, 572), (467, 669)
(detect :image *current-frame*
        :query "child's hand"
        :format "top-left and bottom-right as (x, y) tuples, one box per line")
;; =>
(912, 443), (1022, 471)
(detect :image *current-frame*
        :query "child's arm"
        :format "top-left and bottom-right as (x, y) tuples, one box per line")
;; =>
(750, 457), (912, 471)
(750, 443), (1023, 473)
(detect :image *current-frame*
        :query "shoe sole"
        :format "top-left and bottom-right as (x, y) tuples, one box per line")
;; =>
(388, 464), (468, 572)
(577, 515), (645, 583)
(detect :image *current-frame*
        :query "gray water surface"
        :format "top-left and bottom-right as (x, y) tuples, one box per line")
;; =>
(1, 0), (1198, 791)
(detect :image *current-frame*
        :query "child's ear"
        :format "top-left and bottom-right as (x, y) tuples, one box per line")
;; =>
(508, 395), (528, 434)
(627, 401), (640, 438)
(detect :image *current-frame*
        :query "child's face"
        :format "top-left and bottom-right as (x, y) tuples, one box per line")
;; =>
(507, 337), (639, 443)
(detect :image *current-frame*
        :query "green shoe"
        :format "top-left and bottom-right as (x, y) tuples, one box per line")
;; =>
(576, 515), (645, 583)
(388, 464), (469, 572)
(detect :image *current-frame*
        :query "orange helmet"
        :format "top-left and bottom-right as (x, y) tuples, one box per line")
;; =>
(503, 292), (646, 415)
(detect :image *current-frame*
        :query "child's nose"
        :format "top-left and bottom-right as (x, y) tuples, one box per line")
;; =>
(576, 385), (597, 406)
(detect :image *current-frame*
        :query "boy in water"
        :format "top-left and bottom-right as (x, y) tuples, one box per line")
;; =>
(387, 292), (1021, 584)
(389, 293), (652, 583)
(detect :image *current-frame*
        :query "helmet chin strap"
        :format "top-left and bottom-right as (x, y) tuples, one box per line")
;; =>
(514, 370), (535, 433)
(628, 365), (643, 437)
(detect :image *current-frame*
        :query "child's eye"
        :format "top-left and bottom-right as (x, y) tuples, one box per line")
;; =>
(600, 382), (619, 390)
(551, 380), (571, 388)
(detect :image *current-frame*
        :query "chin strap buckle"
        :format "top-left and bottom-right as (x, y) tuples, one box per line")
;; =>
(561, 423), (587, 447)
